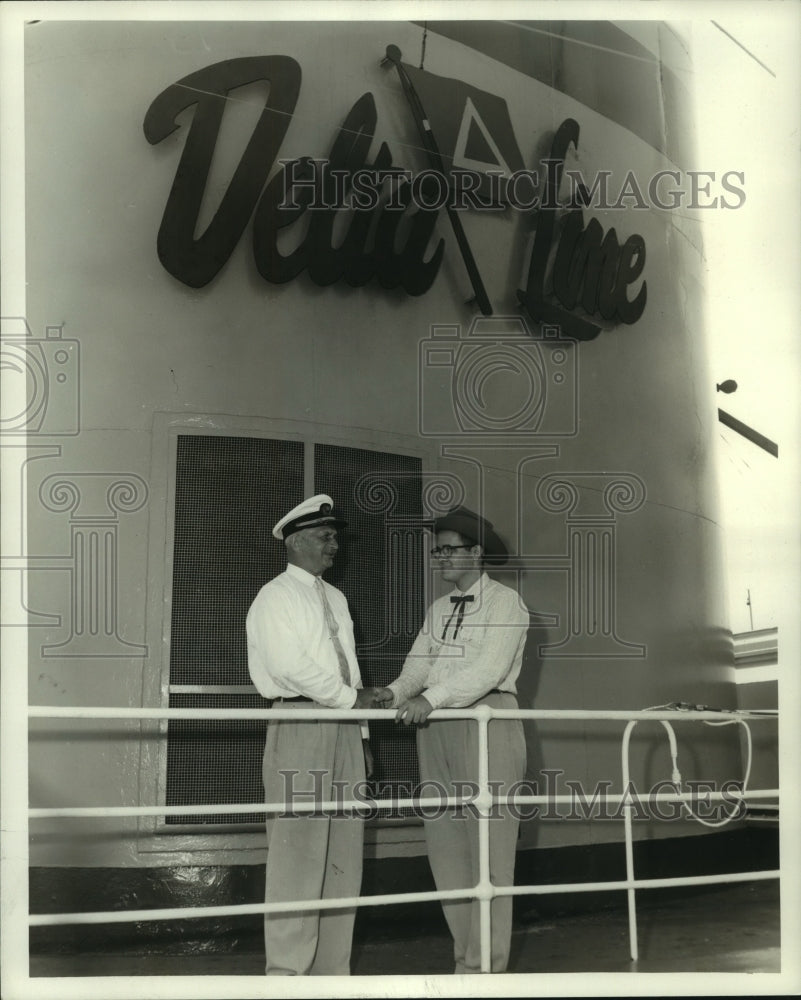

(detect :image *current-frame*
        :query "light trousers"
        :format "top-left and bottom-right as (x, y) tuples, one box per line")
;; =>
(417, 691), (526, 973)
(262, 705), (365, 975)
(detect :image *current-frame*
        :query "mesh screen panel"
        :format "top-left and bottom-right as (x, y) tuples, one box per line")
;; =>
(165, 692), (270, 825)
(315, 444), (425, 816)
(166, 435), (303, 825)
(169, 434), (304, 686)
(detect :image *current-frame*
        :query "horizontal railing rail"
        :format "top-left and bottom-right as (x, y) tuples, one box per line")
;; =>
(27, 704), (779, 971)
(28, 706), (778, 720)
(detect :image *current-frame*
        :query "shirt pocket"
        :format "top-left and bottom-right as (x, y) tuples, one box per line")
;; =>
(454, 626), (485, 654)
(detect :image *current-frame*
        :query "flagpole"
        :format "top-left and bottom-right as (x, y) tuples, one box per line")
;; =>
(383, 44), (493, 316)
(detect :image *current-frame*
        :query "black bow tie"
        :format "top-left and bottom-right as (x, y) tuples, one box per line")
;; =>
(443, 594), (474, 639)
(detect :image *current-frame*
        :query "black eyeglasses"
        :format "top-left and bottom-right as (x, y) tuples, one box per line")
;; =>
(430, 544), (474, 558)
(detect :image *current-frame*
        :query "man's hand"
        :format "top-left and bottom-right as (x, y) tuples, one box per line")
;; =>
(354, 687), (381, 709)
(395, 695), (434, 727)
(354, 687), (396, 709)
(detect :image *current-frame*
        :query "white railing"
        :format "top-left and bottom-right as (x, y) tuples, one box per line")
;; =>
(27, 705), (779, 972)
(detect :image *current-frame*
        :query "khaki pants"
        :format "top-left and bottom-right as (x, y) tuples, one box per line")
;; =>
(417, 692), (526, 973)
(262, 704), (365, 975)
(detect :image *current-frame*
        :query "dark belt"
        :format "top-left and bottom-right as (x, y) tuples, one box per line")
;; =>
(277, 691), (513, 703)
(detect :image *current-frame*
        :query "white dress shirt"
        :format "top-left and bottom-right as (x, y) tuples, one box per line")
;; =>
(247, 563), (363, 709)
(387, 573), (529, 709)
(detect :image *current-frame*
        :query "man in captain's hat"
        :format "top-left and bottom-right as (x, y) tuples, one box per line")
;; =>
(377, 505), (529, 974)
(246, 494), (379, 976)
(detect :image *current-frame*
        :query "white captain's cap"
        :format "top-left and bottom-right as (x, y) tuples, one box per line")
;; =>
(272, 494), (347, 541)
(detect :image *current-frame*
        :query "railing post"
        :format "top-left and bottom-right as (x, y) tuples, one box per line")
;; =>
(474, 703), (493, 973)
(621, 720), (639, 961)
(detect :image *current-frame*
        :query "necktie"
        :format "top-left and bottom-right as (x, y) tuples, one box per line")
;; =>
(315, 577), (352, 684)
(442, 594), (474, 640)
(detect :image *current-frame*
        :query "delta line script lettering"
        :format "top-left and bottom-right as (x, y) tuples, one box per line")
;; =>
(144, 56), (647, 338)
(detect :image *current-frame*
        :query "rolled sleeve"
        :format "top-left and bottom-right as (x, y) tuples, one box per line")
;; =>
(387, 616), (436, 705)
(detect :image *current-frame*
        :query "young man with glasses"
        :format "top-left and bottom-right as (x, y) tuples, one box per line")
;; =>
(376, 505), (529, 974)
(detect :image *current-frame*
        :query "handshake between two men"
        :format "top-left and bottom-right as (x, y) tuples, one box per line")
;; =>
(353, 686), (434, 726)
